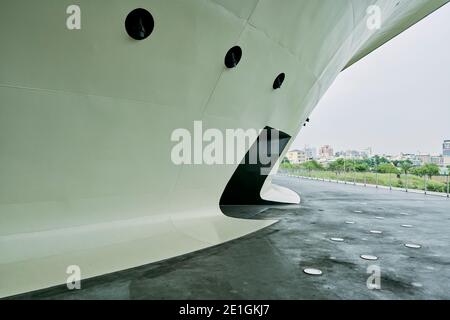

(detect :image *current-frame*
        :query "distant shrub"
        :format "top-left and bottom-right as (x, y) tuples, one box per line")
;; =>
(426, 181), (445, 193)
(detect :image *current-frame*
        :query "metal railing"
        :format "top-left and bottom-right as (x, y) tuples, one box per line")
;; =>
(279, 168), (450, 198)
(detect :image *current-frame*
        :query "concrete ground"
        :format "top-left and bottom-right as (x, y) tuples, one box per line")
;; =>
(11, 176), (450, 299)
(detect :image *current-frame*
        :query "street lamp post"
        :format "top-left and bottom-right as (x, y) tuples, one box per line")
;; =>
(405, 173), (408, 192)
(375, 163), (379, 188)
(344, 159), (346, 184)
(424, 175), (427, 195)
(389, 173), (392, 190)
(376, 171), (378, 188)
(447, 173), (449, 198)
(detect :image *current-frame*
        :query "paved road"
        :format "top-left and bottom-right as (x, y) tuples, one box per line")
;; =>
(12, 176), (450, 299)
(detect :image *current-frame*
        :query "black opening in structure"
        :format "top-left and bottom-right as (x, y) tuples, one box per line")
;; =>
(220, 127), (291, 206)
(125, 8), (155, 40)
(224, 46), (242, 68)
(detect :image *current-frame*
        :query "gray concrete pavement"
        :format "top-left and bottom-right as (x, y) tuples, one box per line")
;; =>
(10, 176), (450, 299)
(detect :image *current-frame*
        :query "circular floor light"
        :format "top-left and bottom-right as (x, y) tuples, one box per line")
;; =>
(273, 73), (285, 89)
(303, 268), (323, 276)
(361, 254), (378, 261)
(224, 46), (242, 68)
(125, 8), (155, 40)
(405, 243), (422, 249)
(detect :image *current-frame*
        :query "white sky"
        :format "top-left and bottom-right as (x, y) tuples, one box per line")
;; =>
(292, 3), (450, 156)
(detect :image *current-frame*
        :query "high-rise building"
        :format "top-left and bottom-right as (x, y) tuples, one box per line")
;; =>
(319, 145), (334, 159)
(443, 140), (450, 157)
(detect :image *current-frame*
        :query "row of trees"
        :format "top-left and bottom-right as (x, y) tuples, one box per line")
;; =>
(282, 157), (446, 178)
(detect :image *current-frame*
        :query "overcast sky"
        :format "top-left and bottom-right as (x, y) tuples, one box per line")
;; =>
(292, 3), (450, 156)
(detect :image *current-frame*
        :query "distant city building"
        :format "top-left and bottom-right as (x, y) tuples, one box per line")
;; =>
(364, 147), (373, 158)
(391, 153), (407, 161)
(444, 156), (450, 167)
(392, 153), (407, 162)
(443, 140), (450, 157)
(430, 155), (444, 166)
(334, 150), (367, 160)
(319, 145), (334, 160)
(396, 153), (422, 166)
(391, 152), (444, 167)
(417, 154), (431, 165)
(287, 141), (450, 167)
(286, 150), (307, 164)
(304, 147), (317, 160)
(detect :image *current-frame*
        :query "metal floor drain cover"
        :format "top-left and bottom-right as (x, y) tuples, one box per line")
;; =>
(405, 243), (422, 249)
(303, 268), (323, 276)
(360, 255), (378, 261)
(370, 230), (383, 234)
(330, 237), (345, 242)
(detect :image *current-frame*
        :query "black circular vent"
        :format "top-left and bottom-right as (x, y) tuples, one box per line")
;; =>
(273, 73), (285, 89)
(125, 8), (154, 40)
(224, 46), (242, 68)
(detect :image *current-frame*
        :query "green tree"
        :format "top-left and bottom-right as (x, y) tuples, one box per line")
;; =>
(411, 164), (440, 178)
(368, 155), (390, 172)
(410, 166), (425, 177)
(422, 163), (440, 179)
(328, 159), (345, 173)
(302, 160), (323, 171)
(377, 163), (399, 174)
(280, 159), (293, 169)
(354, 162), (369, 172)
(399, 160), (413, 175)
(343, 159), (356, 172)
